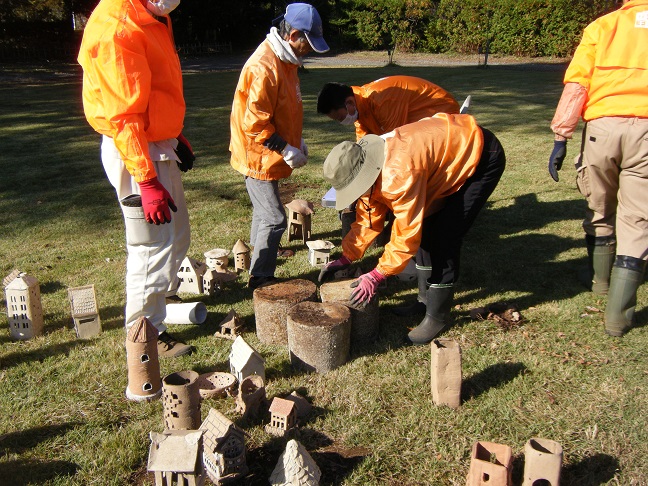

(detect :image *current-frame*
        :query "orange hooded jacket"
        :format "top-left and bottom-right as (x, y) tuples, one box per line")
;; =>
(342, 114), (484, 276)
(352, 75), (460, 140)
(552, 0), (648, 137)
(229, 40), (303, 181)
(78, 0), (185, 182)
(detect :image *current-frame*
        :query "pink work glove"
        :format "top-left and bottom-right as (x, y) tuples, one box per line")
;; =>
(318, 255), (352, 283)
(349, 269), (385, 308)
(138, 177), (177, 225)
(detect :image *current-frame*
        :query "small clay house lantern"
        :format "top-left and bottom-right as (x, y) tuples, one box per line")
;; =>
(269, 439), (321, 486)
(204, 248), (230, 273)
(147, 430), (205, 486)
(466, 441), (513, 486)
(200, 408), (248, 484)
(67, 284), (102, 339)
(306, 240), (334, 267)
(177, 256), (207, 294)
(201, 268), (220, 296)
(235, 374), (266, 420)
(126, 316), (162, 402)
(5, 271), (44, 341)
(214, 309), (244, 340)
(232, 239), (251, 274)
(229, 335), (265, 382)
(265, 397), (297, 437)
(285, 199), (313, 244)
(284, 391), (312, 420)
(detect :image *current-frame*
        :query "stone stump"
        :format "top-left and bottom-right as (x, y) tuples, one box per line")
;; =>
(287, 301), (351, 373)
(162, 370), (201, 430)
(319, 278), (379, 345)
(253, 279), (317, 345)
(430, 338), (462, 409)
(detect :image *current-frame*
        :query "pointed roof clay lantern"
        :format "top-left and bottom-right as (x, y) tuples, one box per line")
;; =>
(232, 240), (251, 274)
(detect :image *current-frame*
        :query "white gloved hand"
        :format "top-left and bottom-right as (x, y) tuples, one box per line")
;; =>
(300, 138), (308, 157)
(282, 144), (307, 169)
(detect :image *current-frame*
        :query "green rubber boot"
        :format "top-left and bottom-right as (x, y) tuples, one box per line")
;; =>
(407, 284), (453, 345)
(581, 235), (616, 295)
(605, 256), (646, 337)
(392, 266), (432, 317)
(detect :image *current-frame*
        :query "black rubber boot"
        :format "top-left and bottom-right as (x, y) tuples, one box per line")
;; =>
(392, 266), (432, 317)
(580, 235), (616, 295)
(605, 256), (646, 337)
(407, 284), (453, 345)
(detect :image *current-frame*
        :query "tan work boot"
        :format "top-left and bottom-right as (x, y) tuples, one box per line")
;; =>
(157, 331), (193, 358)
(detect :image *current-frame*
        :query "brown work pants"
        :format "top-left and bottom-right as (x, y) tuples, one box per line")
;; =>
(576, 116), (648, 260)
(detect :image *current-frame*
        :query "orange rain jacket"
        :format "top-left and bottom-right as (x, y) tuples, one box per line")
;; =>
(78, 0), (185, 182)
(342, 114), (484, 276)
(230, 40), (303, 181)
(352, 75), (460, 140)
(551, 0), (648, 138)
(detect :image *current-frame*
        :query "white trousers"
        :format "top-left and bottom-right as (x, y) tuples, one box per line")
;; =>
(101, 136), (191, 332)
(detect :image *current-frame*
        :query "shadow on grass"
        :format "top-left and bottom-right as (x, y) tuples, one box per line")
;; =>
(40, 280), (65, 294)
(0, 422), (83, 454)
(0, 458), (78, 484)
(461, 362), (527, 403)
(244, 427), (364, 485)
(0, 339), (84, 369)
(561, 453), (619, 485)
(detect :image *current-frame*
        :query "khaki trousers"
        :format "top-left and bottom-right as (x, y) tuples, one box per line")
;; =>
(576, 116), (648, 260)
(101, 136), (191, 331)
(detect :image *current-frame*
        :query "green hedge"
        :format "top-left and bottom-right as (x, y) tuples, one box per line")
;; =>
(332, 0), (614, 57)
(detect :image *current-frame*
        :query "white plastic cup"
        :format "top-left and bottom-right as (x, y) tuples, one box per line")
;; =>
(164, 302), (208, 325)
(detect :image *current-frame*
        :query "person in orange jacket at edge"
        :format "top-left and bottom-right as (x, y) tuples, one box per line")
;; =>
(318, 114), (506, 345)
(548, 0), (648, 337)
(316, 75), (462, 318)
(230, 3), (329, 290)
(78, 0), (195, 367)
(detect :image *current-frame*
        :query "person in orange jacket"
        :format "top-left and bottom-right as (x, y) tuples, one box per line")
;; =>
(548, 0), (648, 337)
(316, 75), (460, 140)
(78, 0), (194, 365)
(317, 75), (461, 317)
(319, 114), (506, 345)
(230, 3), (329, 290)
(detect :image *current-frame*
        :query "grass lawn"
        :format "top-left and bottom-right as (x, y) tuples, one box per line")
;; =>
(0, 56), (646, 485)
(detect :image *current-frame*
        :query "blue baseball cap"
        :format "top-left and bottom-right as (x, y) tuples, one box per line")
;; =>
(284, 3), (330, 53)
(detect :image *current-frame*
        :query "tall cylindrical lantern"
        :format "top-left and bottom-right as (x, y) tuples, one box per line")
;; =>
(125, 316), (162, 402)
(162, 370), (201, 430)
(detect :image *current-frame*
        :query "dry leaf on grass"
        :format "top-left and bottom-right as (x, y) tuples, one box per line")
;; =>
(469, 302), (523, 330)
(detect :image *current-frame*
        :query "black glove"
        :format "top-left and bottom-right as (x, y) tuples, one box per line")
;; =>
(548, 140), (567, 182)
(318, 256), (352, 283)
(264, 133), (288, 152)
(175, 133), (195, 172)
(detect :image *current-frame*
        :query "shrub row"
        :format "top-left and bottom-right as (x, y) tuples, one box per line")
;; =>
(332, 0), (614, 57)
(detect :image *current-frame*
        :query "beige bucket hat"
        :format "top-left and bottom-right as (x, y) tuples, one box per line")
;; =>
(323, 134), (385, 210)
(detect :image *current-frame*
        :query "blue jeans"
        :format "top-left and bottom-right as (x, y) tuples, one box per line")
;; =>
(245, 177), (287, 278)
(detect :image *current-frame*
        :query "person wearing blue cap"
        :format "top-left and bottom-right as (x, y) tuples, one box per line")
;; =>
(230, 3), (329, 290)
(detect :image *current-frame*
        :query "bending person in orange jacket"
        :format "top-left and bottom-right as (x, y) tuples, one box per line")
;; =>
(317, 75), (460, 140)
(230, 3), (329, 290)
(78, 0), (194, 365)
(319, 114), (506, 345)
(317, 75), (461, 317)
(548, 0), (648, 337)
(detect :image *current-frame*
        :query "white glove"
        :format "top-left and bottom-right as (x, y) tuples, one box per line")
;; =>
(282, 144), (307, 169)
(300, 138), (308, 157)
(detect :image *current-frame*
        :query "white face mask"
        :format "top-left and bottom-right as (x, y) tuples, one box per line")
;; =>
(340, 110), (358, 126)
(147, 0), (181, 16)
